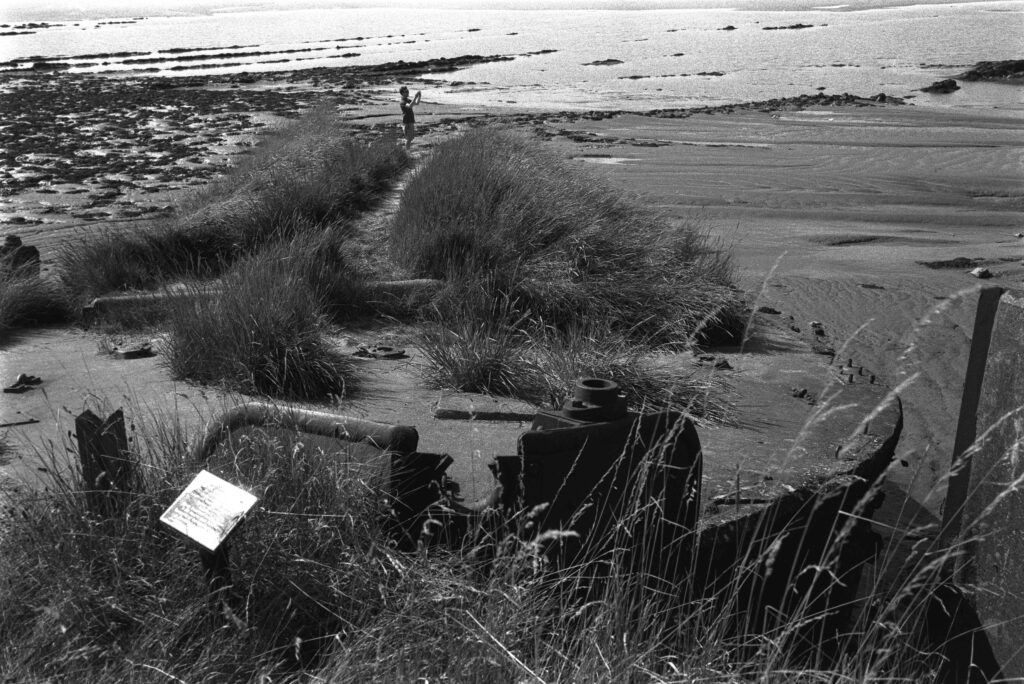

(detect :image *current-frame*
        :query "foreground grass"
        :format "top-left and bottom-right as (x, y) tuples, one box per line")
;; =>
(0, 397), (1000, 682)
(57, 105), (409, 301)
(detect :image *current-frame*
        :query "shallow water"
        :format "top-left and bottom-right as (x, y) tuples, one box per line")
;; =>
(2, 0), (1022, 111)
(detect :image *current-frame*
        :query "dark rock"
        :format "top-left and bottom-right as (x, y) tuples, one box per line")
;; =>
(918, 256), (980, 270)
(0, 235), (40, 276)
(353, 345), (407, 360)
(110, 342), (154, 359)
(921, 79), (960, 94)
(811, 341), (836, 356)
(757, 305), (781, 315)
(959, 59), (1024, 82)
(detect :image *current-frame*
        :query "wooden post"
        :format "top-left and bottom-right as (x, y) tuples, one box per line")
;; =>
(75, 409), (135, 516)
(940, 286), (1004, 543)
(960, 289), (1024, 678)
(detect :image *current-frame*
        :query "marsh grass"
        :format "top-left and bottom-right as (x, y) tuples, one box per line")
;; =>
(57, 105), (409, 301)
(418, 307), (731, 420)
(527, 322), (731, 422)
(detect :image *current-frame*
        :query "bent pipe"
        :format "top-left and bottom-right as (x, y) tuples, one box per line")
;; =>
(82, 287), (221, 328)
(190, 401), (419, 465)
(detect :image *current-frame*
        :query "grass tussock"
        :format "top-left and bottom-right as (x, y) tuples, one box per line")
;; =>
(161, 234), (357, 400)
(0, 268), (71, 343)
(391, 128), (742, 346)
(58, 105), (409, 301)
(417, 287), (535, 398)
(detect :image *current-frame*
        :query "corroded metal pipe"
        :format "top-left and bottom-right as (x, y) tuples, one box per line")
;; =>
(82, 279), (441, 327)
(190, 401), (419, 464)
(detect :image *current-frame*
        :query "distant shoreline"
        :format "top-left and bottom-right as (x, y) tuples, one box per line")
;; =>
(0, 58), (918, 239)
(2, 52), (1021, 261)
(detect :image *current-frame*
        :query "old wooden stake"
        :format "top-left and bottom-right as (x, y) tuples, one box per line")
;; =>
(75, 408), (135, 516)
(940, 286), (1004, 543)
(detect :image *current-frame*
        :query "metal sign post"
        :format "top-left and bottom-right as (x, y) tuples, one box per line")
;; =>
(161, 470), (258, 604)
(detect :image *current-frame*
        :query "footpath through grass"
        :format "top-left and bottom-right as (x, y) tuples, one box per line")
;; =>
(57, 105), (409, 300)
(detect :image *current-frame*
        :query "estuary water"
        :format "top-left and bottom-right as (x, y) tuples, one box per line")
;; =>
(2, 0), (1022, 110)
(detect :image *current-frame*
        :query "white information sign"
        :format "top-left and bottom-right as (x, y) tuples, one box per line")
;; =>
(160, 470), (258, 551)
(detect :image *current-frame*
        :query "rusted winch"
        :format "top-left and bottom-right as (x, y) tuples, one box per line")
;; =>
(392, 378), (703, 583)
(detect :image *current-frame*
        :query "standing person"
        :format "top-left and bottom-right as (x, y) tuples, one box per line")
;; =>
(399, 85), (421, 149)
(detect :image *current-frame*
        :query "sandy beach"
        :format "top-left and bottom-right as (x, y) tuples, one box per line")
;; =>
(536, 103), (1024, 515)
